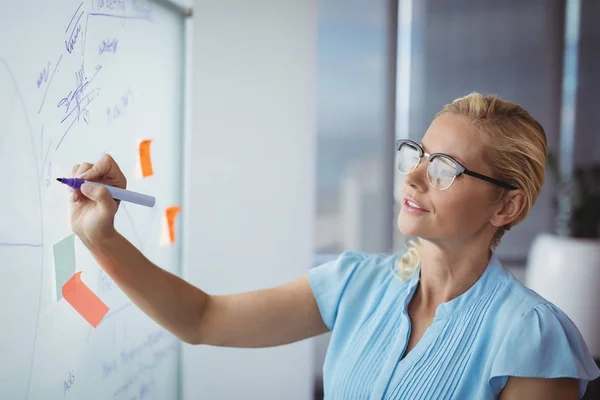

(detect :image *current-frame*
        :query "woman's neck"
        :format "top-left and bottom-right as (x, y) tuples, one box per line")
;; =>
(414, 240), (492, 312)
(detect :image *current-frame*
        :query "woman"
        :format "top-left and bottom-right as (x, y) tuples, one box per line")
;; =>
(69, 92), (600, 399)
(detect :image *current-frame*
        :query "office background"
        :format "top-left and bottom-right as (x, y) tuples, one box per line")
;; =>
(182, 0), (600, 398)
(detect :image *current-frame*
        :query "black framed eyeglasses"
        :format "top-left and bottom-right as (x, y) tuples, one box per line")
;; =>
(396, 139), (518, 191)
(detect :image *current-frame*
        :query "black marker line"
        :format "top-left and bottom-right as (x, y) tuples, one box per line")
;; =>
(122, 203), (144, 251)
(0, 58), (45, 400)
(0, 91), (17, 143)
(82, 13), (90, 56)
(37, 54), (63, 114)
(0, 242), (43, 248)
(140, 204), (160, 251)
(65, 2), (84, 33)
(86, 325), (94, 342)
(104, 302), (133, 320)
(55, 95), (98, 150)
(60, 89), (100, 123)
(71, 11), (84, 36)
(89, 12), (150, 20)
(57, 64), (102, 114)
(40, 140), (52, 180)
(65, 11), (85, 54)
(112, 318), (116, 346)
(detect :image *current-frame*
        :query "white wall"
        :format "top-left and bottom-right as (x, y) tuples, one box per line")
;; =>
(404, 1), (564, 264)
(182, 1), (317, 399)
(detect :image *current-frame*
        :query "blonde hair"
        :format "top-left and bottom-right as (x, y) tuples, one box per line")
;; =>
(395, 92), (548, 279)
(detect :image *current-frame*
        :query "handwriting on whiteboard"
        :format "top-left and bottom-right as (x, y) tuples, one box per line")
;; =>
(102, 329), (176, 380)
(110, 335), (177, 399)
(30, 0), (154, 169)
(99, 39), (118, 55)
(101, 329), (177, 399)
(91, 0), (152, 20)
(65, 2), (85, 54)
(107, 90), (133, 122)
(37, 55), (62, 113)
(37, 62), (51, 88)
(63, 370), (75, 397)
(55, 63), (102, 150)
(56, 63), (101, 124)
(100, 272), (114, 293)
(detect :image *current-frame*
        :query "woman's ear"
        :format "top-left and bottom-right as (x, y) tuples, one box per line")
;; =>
(490, 190), (527, 227)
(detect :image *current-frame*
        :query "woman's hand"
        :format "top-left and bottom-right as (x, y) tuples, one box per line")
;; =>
(69, 154), (127, 247)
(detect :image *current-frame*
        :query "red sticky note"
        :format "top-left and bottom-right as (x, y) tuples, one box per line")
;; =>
(139, 139), (153, 177)
(166, 206), (181, 243)
(62, 272), (110, 328)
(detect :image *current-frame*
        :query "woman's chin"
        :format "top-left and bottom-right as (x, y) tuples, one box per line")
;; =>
(397, 213), (427, 238)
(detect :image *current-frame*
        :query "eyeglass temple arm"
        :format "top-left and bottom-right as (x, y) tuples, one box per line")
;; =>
(462, 169), (518, 190)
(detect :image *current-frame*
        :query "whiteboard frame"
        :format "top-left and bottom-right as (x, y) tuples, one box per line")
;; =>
(150, 0), (193, 397)
(153, 0), (193, 17)
(177, 10), (194, 400)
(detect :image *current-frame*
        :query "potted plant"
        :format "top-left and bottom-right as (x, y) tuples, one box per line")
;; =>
(546, 152), (600, 238)
(525, 152), (600, 358)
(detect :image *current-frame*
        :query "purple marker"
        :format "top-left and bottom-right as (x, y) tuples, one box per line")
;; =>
(57, 178), (155, 208)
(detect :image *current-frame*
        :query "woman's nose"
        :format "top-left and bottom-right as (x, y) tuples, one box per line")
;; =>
(404, 158), (428, 191)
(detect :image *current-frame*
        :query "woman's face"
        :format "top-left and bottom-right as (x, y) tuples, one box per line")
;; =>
(397, 113), (501, 245)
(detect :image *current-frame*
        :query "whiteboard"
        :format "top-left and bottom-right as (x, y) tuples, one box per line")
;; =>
(0, 1), (187, 398)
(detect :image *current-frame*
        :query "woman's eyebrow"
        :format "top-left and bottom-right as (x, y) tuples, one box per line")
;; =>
(420, 142), (468, 166)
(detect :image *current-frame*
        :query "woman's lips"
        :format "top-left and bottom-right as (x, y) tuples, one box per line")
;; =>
(403, 197), (429, 213)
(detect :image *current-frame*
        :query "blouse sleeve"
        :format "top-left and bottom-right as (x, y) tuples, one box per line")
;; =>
(307, 251), (368, 331)
(489, 302), (600, 398)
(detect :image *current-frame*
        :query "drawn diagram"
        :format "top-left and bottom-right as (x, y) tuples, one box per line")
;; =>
(0, 0), (182, 397)
(0, 59), (45, 400)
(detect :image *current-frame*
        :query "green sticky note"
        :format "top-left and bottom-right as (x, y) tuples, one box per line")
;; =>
(53, 234), (76, 300)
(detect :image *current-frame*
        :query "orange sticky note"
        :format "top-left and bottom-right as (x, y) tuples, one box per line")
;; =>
(62, 272), (110, 328)
(139, 139), (153, 177)
(166, 206), (181, 243)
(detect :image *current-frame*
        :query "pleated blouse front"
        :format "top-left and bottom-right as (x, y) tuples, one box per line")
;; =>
(308, 251), (600, 399)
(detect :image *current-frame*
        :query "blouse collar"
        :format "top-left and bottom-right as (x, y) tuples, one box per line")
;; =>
(404, 251), (506, 320)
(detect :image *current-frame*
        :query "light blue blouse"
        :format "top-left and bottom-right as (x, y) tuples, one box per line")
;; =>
(308, 251), (600, 399)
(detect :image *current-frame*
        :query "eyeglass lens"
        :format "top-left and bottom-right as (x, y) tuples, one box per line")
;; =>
(397, 142), (458, 189)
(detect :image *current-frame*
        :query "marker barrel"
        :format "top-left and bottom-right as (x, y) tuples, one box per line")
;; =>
(58, 178), (155, 208)
(90, 181), (156, 208)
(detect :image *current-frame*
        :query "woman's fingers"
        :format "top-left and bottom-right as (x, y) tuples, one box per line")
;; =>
(69, 164), (82, 201)
(76, 162), (94, 177)
(79, 154), (127, 189)
(68, 155), (125, 208)
(71, 162), (97, 202)
(79, 154), (113, 181)
(71, 164), (80, 177)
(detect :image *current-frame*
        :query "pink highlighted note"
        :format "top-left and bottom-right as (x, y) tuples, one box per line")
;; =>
(62, 272), (109, 328)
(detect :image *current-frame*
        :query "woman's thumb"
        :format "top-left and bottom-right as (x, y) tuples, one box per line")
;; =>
(80, 183), (113, 207)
